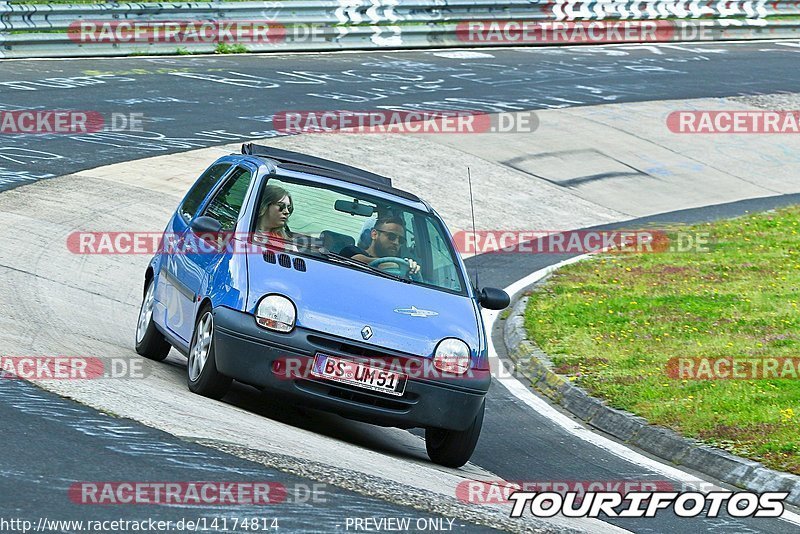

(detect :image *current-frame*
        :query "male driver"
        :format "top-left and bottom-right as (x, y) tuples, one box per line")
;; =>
(340, 216), (420, 275)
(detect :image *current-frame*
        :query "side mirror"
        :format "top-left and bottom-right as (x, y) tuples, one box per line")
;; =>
(190, 215), (222, 234)
(479, 287), (510, 310)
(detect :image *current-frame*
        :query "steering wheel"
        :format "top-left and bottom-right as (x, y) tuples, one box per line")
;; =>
(368, 257), (412, 278)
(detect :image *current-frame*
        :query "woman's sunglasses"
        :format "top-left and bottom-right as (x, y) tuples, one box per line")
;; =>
(272, 202), (293, 214)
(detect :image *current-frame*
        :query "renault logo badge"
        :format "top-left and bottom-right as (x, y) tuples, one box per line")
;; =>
(361, 326), (373, 340)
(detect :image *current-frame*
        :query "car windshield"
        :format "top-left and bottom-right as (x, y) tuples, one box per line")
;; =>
(251, 174), (466, 295)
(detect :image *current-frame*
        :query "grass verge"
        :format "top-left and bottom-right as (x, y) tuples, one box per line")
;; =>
(524, 207), (800, 474)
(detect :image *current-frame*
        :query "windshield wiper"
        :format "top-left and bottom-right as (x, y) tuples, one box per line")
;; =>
(318, 250), (409, 283)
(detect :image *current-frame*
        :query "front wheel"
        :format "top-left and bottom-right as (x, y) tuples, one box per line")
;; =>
(135, 278), (171, 361)
(187, 307), (232, 399)
(425, 400), (485, 468)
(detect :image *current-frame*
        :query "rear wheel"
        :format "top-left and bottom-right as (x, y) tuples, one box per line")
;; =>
(134, 278), (171, 361)
(425, 400), (485, 468)
(187, 307), (232, 399)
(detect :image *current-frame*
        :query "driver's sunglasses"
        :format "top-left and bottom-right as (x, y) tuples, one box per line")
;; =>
(272, 202), (293, 214)
(376, 229), (406, 245)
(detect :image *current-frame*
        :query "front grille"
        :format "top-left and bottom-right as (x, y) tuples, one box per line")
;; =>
(263, 250), (276, 264)
(293, 258), (306, 272)
(307, 335), (403, 361)
(278, 253), (292, 268)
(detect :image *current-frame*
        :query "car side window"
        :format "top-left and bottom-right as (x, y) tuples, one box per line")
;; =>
(180, 163), (232, 222)
(425, 218), (462, 292)
(401, 212), (415, 251)
(202, 166), (254, 231)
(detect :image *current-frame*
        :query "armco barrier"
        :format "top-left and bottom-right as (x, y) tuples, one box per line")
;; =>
(0, 1), (799, 58)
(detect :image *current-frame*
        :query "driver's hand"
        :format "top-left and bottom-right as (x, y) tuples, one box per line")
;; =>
(405, 258), (420, 275)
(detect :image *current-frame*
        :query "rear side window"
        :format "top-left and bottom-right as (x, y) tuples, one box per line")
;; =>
(180, 163), (231, 222)
(203, 167), (254, 231)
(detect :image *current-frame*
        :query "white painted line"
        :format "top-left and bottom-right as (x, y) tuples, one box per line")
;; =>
(484, 255), (800, 525)
(429, 51), (495, 59)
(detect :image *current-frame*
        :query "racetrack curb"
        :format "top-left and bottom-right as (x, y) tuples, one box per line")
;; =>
(502, 285), (800, 508)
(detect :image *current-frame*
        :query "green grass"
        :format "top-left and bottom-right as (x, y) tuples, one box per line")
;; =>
(214, 42), (248, 54)
(524, 207), (800, 474)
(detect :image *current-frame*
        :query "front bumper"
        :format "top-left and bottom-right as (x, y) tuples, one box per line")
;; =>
(212, 306), (490, 431)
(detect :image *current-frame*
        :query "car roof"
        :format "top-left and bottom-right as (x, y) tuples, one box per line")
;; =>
(241, 143), (421, 203)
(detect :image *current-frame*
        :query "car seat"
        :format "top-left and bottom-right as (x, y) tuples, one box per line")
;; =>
(357, 218), (377, 249)
(319, 230), (355, 254)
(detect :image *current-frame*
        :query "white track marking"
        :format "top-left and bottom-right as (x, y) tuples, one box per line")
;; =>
(430, 51), (495, 59)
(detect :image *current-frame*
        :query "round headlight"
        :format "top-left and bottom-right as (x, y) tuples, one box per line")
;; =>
(433, 338), (471, 375)
(256, 295), (296, 333)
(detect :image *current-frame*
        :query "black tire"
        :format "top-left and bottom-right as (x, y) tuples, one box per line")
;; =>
(187, 306), (232, 399)
(425, 400), (485, 468)
(134, 278), (171, 361)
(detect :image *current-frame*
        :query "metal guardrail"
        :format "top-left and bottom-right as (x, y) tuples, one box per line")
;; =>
(1, 0), (799, 58)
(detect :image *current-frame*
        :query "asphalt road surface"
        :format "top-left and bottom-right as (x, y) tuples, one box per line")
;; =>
(0, 378), (492, 533)
(2, 41), (800, 190)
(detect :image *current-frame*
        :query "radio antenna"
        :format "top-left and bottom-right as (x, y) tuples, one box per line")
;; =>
(467, 167), (479, 290)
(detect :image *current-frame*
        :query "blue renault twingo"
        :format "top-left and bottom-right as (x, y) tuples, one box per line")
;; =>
(135, 143), (509, 467)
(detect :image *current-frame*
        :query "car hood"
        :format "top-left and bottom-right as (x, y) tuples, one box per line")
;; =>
(245, 251), (480, 359)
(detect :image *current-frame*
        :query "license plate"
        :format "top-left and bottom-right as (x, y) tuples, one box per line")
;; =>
(311, 353), (406, 396)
